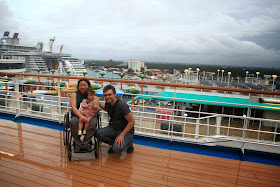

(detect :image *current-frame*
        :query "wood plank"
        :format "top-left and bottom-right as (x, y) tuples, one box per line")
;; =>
(0, 122), (60, 137)
(0, 179), (22, 187)
(0, 171), (45, 187)
(0, 158), (71, 186)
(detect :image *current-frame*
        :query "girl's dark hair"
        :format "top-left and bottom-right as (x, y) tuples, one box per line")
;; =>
(77, 78), (92, 95)
(84, 88), (95, 99)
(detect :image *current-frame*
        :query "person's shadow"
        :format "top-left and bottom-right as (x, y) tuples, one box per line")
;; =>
(99, 152), (134, 185)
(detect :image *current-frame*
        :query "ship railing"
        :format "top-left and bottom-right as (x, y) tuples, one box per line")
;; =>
(126, 93), (280, 146)
(0, 72), (280, 154)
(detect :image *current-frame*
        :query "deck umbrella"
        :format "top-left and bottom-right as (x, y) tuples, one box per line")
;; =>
(28, 90), (48, 94)
(95, 84), (124, 96)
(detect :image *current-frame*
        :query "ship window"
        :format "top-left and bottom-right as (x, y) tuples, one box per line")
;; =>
(0, 63), (24, 69)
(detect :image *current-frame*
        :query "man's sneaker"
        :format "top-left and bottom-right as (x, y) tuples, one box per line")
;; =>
(127, 144), (134, 154)
(108, 147), (113, 153)
(74, 145), (80, 153)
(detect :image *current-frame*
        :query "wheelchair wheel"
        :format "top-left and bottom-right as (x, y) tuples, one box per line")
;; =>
(94, 138), (99, 159)
(94, 114), (101, 159)
(63, 113), (69, 146)
(68, 150), (72, 161)
(95, 149), (98, 159)
(67, 133), (72, 161)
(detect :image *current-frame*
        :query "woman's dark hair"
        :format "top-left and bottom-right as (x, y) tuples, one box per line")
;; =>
(84, 88), (95, 99)
(77, 78), (92, 95)
(103, 84), (116, 94)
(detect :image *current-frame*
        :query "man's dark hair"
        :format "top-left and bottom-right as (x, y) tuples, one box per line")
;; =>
(103, 84), (116, 94)
(77, 78), (92, 95)
(84, 88), (95, 99)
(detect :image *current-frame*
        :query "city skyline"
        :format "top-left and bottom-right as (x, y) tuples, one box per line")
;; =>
(1, 0), (280, 68)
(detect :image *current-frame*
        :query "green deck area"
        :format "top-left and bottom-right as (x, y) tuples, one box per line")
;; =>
(130, 91), (280, 111)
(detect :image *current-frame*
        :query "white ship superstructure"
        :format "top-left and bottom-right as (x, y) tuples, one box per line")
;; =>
(59, 57), (86, 76)
(0, 31), (86, 75)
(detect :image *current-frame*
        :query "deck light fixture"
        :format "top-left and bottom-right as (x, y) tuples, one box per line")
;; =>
(51, 69), (55, 88)
(184, 69), (189, 79)
(139, 74), (146, 94)
(119, 73), (125, 90)
(100, 72), (105, 87)
(228, 72), (231, 86)
(272, 75), (278, 91)
(221, 70), (224, 82)
(256, 72), (260, 84)
(83, 70), (87, 77)
(196, 68), (200, 83)
(92, 83), (100, 90)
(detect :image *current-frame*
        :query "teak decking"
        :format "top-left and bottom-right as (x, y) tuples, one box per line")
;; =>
(0, 119), (280, 187)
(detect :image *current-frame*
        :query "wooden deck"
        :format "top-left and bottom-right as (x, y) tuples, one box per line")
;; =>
(0, 119), (280, 187)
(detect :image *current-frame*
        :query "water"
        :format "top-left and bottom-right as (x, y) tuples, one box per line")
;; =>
(86, 71), (135, 80)
(86, 71), (124, 79)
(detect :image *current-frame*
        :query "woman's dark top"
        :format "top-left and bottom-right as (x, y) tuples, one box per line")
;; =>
(71, 92), (85, 117)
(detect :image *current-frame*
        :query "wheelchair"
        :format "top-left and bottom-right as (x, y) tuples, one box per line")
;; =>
(63, 112), (101, 161)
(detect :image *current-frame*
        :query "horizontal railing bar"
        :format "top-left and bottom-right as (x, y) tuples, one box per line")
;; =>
(1, 72), (280, 96)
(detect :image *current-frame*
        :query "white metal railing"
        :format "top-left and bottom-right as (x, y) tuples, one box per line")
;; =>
(0, 74), (280, 154)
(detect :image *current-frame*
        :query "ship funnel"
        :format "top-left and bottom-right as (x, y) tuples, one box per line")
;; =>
(10, 33), (19, 44)
(45, 36), (55, 52)
(13, 33), (19, 38)
(36, 42), (43, 52)
(3, 31), (9, 37)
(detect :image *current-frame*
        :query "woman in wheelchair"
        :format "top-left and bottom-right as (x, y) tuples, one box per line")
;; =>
(70, 78), (100, 153)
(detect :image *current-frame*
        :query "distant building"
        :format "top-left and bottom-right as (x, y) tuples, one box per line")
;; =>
(173, 69), (180, 75)
(123, 58), (145, 72)
(105, 59), (117, 68)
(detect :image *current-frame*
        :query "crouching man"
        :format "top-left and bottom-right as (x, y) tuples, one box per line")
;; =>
(95, 85), (135, 154)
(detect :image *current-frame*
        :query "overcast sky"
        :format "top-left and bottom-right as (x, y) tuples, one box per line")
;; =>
(1, 0), (280, 67)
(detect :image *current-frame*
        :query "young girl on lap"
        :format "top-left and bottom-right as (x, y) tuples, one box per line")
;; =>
(78, 88), (99, 136)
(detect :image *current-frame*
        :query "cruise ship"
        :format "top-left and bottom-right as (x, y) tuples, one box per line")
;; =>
(0, 64), (280, 185)
(0, 31), (86, 76)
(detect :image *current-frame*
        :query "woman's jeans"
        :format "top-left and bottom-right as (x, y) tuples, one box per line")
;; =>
(95, 125), (134, 153)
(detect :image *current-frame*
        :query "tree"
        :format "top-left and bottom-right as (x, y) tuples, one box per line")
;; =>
(127, 68), (134, 73)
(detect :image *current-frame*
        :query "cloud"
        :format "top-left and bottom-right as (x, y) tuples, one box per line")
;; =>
(0, 0), (19, 33)
(1, 0), (280, 67)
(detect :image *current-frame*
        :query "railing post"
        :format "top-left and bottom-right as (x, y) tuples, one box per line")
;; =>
(15, 75), (20, 116)
(37, 70), (41, 90)
(243, 94), (252, 139)
(216, 115), (222, 135)
(241, 93), (252, 153)
(195, 119), (200, 139)
(257, 120), (261, 142)
(273, 122), (278, 142)
(58, 78), (61, 123)
(207, 118), (210, 136)
(131, 96), (134, 109)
